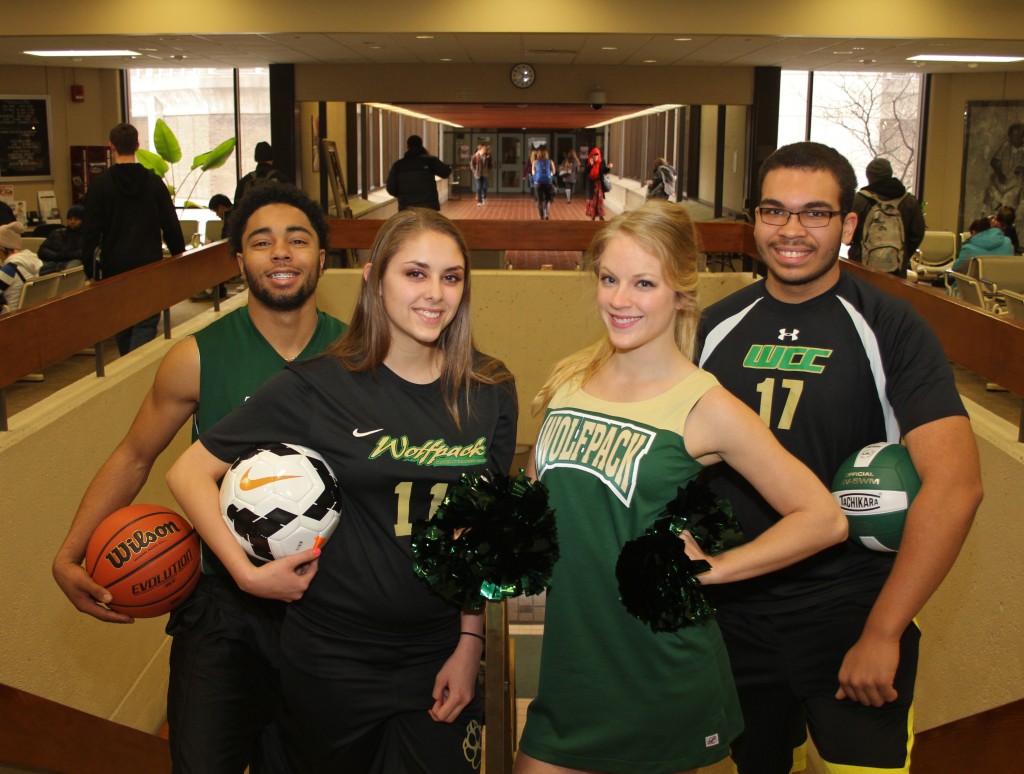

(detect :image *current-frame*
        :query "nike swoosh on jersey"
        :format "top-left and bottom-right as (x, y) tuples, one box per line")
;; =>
(352, 428), (384, 438)
(238, 469), (301, 491)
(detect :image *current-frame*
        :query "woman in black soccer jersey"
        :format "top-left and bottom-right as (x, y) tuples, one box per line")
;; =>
(169, 209), (518, 773)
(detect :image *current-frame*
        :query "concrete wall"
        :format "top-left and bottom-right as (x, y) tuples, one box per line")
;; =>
(2, 269), (1021, 738)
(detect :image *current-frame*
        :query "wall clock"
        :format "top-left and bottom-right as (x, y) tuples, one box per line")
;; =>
(510, 63), (536, 89)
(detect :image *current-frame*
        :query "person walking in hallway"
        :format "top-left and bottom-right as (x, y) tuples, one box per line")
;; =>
(470, 143), (492, 206)
(386, 135), (452, 211)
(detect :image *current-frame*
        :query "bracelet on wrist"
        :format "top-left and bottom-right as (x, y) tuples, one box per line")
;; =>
(460, 630), (485, 644)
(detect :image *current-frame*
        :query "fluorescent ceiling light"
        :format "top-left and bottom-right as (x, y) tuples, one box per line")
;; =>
(25, 49), (141, 57)
(588, 104), (684, 129)
(365, 102), (462, 128)
(907, 54), (1024, 63)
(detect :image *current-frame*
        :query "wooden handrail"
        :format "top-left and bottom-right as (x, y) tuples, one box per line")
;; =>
(0, 220), (1019, 421)
(327, 217), (758, 256)
(0, 682), (171, 773)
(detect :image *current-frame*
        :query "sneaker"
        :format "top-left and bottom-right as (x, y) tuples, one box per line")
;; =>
(477, 201), (482, 207)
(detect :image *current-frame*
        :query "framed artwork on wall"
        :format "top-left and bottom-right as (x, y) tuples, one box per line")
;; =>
(960, 100), (1024, 236)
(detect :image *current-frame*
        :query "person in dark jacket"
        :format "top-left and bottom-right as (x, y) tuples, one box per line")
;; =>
(82, 122), (186, 354)
(385, 135), (451, 211)
(234, 142), (289, 205)
(848, 157), (926, 277)
(39, 204), (86, 275)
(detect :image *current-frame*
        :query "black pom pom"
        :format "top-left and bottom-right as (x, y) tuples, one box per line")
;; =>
(661, 481), (744, 554)
(616, 519), (714, 632)
(411, 471), (559, 611)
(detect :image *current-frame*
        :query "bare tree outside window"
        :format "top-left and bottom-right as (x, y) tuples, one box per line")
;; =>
(811, 72), (923, 189)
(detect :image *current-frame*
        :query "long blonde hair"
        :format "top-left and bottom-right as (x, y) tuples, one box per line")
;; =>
(327, 209), (511, 426)
(533, 200), (703, 412)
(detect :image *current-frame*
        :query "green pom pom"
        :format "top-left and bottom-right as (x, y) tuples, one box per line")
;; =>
(411, 471), (559, 611)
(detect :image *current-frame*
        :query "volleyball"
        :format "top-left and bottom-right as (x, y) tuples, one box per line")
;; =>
(219, 442), (341, 562)
(831, 442), (920, 553)
(85, 504), (200, 617)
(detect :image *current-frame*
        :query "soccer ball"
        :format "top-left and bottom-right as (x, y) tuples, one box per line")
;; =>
(831, 442), (920, 553)
(220, 443), (341, 562)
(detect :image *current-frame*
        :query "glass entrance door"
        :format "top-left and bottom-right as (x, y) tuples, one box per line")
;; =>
(497, 133), (525, 193)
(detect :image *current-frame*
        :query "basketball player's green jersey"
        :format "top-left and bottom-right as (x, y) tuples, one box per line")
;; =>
(519, 368), (742, 773)
(193, 306), (345, 439)
(192, 306), (345, 574)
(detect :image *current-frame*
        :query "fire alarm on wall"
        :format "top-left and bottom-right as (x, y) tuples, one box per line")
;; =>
(70, 84), (85, 102)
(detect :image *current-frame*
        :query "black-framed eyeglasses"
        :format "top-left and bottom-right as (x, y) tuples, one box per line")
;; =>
(756, 207), (843, 228)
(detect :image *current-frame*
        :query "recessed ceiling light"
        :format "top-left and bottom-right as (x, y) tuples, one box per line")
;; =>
(642, 59), (657, 63)
(674, 38), (692, 42)
(416, 35), (434, 39)
(439, 57), (452, 62)
(25, 49), (141, 57)
(907, 54), (1024, 63)
(601, 46), (618, 51)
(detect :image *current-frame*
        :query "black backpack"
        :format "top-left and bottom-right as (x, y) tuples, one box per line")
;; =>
(239, 167), (286, 200)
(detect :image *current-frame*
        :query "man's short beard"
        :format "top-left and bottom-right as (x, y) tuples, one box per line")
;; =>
(244, 265), (318, 311)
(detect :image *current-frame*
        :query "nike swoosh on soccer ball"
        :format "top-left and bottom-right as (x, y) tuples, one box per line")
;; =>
(238, 468), (301, 491)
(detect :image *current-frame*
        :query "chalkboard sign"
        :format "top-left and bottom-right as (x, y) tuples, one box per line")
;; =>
(0, 96), (53, 180)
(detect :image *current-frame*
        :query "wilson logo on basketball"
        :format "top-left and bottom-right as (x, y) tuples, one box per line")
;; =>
(104, 521), (183, 569)
(238, 468), (301, 491)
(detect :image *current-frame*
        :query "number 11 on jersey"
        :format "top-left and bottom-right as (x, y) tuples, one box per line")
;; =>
(393, 481), (449, 537)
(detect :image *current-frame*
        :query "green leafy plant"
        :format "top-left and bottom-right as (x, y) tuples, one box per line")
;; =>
(137, 118), (236, 208)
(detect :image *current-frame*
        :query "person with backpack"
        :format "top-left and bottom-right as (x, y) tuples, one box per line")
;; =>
(645, 157), (677, 201)
(532, 148), (556, 219)
(848, 157), (925, 278)
(234, 141), (289, 205)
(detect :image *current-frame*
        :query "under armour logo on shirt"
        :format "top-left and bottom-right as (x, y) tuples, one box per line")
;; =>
(778, 328), (800, 341)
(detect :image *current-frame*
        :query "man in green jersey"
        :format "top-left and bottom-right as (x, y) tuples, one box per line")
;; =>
(53, 184), (346, 773)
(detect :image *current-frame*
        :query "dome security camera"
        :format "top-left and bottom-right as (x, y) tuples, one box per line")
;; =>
(589, 88), (606, 110)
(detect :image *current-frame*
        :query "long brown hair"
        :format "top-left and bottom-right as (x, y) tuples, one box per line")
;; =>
(533, 200), (702, 412)
(327, 209), (511, 426)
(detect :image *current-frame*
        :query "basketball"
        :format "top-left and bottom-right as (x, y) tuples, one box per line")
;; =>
(831, 443), (921, 553)
(219, 443), (341, 562)
(85, 504), (201, 618)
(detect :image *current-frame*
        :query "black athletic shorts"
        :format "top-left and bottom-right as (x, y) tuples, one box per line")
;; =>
(166, 574), (294, 774)
(716, 593), (919, 774)
(280, 625), (483, 774)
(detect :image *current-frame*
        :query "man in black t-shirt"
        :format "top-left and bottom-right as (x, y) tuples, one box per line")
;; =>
(697, 142), (982, 774)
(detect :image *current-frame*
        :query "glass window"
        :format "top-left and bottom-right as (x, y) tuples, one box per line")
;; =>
(127, 67), (270, 209)
(780, 70), (923, 192)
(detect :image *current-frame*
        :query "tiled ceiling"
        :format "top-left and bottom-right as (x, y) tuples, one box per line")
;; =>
(5, 32), (1023, 128)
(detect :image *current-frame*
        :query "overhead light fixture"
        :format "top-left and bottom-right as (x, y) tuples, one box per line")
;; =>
(588, 104), (684, 129)
(365, 102), (462, 128)
(642, 59), (657, 64)
(416, 35), (434, 39)
(601, 46), (618, 51)
(907, 54), (1024, 63)
(673, 38), (692, 42)
(25, 49), (141, 57)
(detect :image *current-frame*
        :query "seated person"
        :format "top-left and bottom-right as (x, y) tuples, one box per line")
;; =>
(0, 222), (42, 312)
(39, 205), (86, 275)
(991, 205), (1021, 255)
(950, 216), (1014, 292)
(209, 194), (232, 220)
